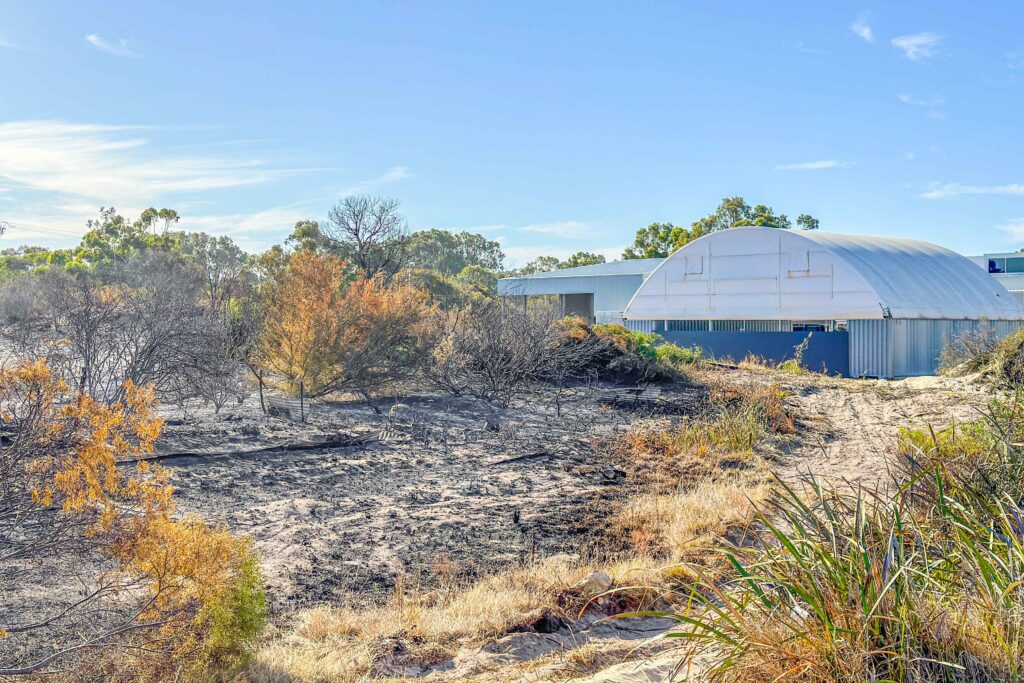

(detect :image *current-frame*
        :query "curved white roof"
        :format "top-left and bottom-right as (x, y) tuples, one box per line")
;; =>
(624, 228), (1024, 321)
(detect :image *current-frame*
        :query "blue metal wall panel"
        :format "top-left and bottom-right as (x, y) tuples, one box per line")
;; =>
(657, 330), (850, 376)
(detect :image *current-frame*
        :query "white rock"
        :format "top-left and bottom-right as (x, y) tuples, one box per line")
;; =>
(576, 571), (612, 596)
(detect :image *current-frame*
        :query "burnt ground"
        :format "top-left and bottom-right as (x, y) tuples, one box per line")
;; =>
(159, 384), (705, 612)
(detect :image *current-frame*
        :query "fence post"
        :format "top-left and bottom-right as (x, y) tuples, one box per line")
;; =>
(300, 381), (305, 422)
(258, 369), (265, 413)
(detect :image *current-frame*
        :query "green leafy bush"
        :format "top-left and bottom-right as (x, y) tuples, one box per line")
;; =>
(190, 541), (268, 679)
(655, 342), (702, 368)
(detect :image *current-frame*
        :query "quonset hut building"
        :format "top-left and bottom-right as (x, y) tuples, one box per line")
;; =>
(498, 228), (1024, 378)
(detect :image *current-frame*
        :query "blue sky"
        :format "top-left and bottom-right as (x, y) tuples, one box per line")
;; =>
(1, 1), (1022, 265)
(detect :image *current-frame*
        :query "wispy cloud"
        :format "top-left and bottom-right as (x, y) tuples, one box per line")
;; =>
(0, 120), (331, 244)
(997, 217), (1024, 241)
(338, 166), (410, 196)
(898, 93), (945, 107)
(774, 159), (848, 171)
(891, 32), (943, 62)
(921, 182), (1024, 199)
(1007, 52), (1024, 70)
(84, 33), (138, 58)
(0, 33), (22, 50)
(850, 13), (874, 44)
(517, 220), (592, 238)
(797, 42), (827, 55)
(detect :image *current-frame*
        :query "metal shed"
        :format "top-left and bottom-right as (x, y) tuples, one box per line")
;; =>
(623, 228), (1024, 377)
(498, 258), (663, 323)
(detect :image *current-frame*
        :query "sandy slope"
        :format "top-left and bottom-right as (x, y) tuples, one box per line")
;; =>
(777, 373), (991, 489)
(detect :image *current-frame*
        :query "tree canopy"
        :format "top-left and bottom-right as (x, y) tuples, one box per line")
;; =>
(404, 228), (504, 275)
(622, 197), (820, 259)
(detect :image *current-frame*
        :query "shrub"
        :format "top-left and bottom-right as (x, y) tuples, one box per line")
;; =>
(658, 475), (1024, 682)
(897, 393), (1024, 509)
(655, 342), (702, 369)
(191, 541), (269, 677)
(258, 252), (438, 397)
(940, 326), (998, 376)
(0, 360), (265, 679)
(777, 332), (812, 374)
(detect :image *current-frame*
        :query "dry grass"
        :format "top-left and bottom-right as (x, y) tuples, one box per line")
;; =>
(251, 370), (789, 682)
(616, 479), (772, 561)
(248, 556), (666, 682)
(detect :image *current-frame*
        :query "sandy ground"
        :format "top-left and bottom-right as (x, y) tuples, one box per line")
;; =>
(159, 370), (994, 681)
(6, 368), (993, 681)
(775, 372), (991, 489)
(159, 386), (703, 612)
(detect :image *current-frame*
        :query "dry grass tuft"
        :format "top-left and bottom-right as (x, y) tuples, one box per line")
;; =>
(248, 556), (665, 682)
(252, 370), (792, 682)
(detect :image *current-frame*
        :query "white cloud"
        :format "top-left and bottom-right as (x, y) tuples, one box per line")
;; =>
(85, 33), (138, 58)
(898, 93), (945, 106)
(921, 182), (1024, 199)
(797, 42), (827, 55)
(0, 33), (22, 50)
(850, 13), (874, 44)
(0, 120), (346, 246)
(891, 32), (943, 62)
(338, 166), (410, 196)
(774, 159), (848, 171)
(997, 217), (1024, 241)
(517, 220), (592, 238)
(0, 121), (311, 201)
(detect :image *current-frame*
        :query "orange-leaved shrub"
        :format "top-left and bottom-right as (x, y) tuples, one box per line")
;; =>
(257, 251), (437, 397)
(0, 359), (265, 680)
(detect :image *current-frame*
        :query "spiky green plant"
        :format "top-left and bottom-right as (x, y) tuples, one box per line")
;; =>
(642, 473), (1024, 682)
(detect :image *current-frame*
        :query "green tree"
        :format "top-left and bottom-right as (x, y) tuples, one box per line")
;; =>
(515, 255), (562, 275)
(622, 223), (690, 259)
(456, 264), (498, 297)
(405, 229), (504, 275)
(559, 251), (606, 269)
(284, 220), (328, 253)
(623, 198), (820, 259)
(796, 214), (820, 231)
(75, 207), (180, 274)
(0, 246), (73, 280)
(178, 232), (249, 307)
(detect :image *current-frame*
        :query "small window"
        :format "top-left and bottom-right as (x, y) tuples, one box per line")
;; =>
(684, 255), (704, 275)
(990, 258), (1006, 273)
(1008, 257), (1024, 273)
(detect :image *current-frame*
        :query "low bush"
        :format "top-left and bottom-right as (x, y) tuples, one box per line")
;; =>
(939, 326), (999, 376)
(556, 319), (691, 383)
(655, 342), (702, 369)
(941, 327), (1024, 389)
(656, 390), (1024, 682)
(660, 475), (1024, 682)
(897, 394), (1024, 509)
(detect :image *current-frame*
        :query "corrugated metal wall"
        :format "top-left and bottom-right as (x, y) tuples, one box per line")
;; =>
(849, 319), (1023, 378)
(499, 273), (645, 322)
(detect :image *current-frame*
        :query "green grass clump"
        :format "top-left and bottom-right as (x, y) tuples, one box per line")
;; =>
(656, 475), (1024, 682)
(645, 391), (1024, 682)
(655, 342), (703, 369)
